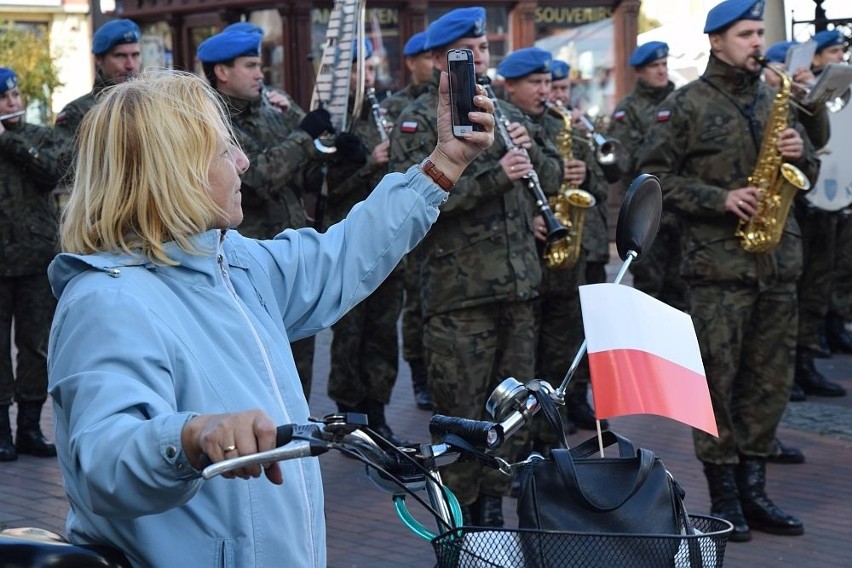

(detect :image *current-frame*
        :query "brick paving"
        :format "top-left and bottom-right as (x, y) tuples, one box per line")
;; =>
(3, 309), (852, 567)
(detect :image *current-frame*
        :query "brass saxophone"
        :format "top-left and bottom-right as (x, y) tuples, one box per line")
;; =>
(542, 100), (596, 269)
(735, 58), (811, 253)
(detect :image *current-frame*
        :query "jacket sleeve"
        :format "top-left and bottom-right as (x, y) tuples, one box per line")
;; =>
(257, 165), (446, 339)
(0, 126), (65, 188)
(49, 289), (204, 519)
(636, 94), (730, 218)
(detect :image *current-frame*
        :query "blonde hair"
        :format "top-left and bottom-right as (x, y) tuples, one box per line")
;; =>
(61, 69), (236, 265)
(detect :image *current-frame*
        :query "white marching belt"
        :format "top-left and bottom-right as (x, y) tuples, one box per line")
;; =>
(806, 101), (852, 211)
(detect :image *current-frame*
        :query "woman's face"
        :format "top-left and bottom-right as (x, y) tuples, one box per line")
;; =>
(208, 142), (249, 229)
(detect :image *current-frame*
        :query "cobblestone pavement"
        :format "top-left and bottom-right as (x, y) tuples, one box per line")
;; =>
(2, 274), (851, 567)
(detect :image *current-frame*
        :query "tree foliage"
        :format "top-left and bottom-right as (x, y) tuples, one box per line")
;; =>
(638, 11), (663, 35)
(0, 22), (63, 121)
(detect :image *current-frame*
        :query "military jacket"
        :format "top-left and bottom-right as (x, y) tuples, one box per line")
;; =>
(0, 122), (63, 276)
(608, 79), (675, 187)
(225, 95), (319, 238)
(638, 55), (821, 286)
(324, 99), (388, 228)
(381, 82), (431, 123)
(389, 72), (563, 318)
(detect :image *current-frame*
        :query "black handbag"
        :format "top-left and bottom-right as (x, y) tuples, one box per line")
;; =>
(516, 392), (696, 567)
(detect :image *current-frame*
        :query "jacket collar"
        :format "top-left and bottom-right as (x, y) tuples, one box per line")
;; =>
(703, 53), (761, 96)
(635, 79), (675, 104)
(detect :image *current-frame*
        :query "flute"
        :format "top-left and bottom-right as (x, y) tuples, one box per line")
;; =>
(0, 110), (26, 121)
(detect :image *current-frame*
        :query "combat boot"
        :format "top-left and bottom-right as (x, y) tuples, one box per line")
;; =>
(15, 401), (56, 457)
(703, 463), (751, 542)
(409, 359), (433, 411)
(826, 313), (852, 354)
(566, 383), (609, 431)
(767, 438), (805, 464)
(736, 458), (804, 536)
(794, 347), (846, 397)
(0, 405), (17, 462)
(365, 399), (411, 447)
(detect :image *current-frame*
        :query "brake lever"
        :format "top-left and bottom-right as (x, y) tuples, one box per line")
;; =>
(201, 440), (331, 480)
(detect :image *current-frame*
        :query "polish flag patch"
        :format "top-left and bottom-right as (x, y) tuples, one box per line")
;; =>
(400, 121), (418, 133)
(613, 110), (626, 122)
(656, 109), (671, 122)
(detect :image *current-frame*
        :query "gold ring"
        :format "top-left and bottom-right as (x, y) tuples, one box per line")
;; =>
(223, 445), (237, 453)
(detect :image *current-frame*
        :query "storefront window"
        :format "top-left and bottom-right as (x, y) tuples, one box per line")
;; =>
(534, 3), (616, 118)
(139, 21), (173, 70)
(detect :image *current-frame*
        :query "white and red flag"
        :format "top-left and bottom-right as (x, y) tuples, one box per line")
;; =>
(578, 283), (718, 436)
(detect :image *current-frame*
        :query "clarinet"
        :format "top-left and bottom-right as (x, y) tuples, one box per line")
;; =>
(477, 77), (568, 243)
(366, 87), (389, 142)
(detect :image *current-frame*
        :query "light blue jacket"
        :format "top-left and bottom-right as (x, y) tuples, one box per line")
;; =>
(47, 166), (446, 567)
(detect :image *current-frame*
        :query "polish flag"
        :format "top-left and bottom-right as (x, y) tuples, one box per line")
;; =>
(578, 283), (718, 436)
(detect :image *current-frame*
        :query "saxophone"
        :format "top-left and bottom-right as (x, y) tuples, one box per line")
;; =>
(542, 100), (596, 269)
(735, 58), (811, 253)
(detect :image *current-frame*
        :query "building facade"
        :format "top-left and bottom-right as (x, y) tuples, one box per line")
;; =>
(111, 0), (640, 116)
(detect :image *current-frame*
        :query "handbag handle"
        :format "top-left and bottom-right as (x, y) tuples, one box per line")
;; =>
(569, 430), (636, 459)
(531, 387), (569, 448)
(551, 443), (658, 512)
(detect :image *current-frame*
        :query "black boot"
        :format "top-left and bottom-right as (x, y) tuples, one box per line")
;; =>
(794, 347), (847, 397)
(566, 383), (609, 431)
(365, 399), (411, 447)
(409, 360), (433, 411)
(767, 438), (805, 464)
(703, 463), (751, 542)
(477, 494), (504, 528)
(815, 322), (831, 358)
(15, 401), (56, 457)
(737, 458), (803, 536)
(0, 405), (17, 462)
(826, 313), (852, 354)
(788, 382), (806, 402)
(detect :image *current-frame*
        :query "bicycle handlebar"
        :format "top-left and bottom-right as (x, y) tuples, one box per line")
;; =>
(428, 415), (504, 450)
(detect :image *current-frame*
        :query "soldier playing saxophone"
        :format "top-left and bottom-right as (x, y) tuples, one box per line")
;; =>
(638, 0), (821, 544)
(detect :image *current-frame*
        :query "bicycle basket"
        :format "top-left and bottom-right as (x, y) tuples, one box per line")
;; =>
(431, 514), (733, 568)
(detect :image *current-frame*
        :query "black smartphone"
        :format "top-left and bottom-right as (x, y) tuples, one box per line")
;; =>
(447, 48), (482, 138)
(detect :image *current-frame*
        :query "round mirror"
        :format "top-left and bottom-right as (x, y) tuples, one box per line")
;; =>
(615, 174), (662, 262)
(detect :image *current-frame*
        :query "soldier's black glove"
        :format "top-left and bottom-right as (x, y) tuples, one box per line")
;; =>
(298, 108), (334, 139)
(334, 132), (368, 165)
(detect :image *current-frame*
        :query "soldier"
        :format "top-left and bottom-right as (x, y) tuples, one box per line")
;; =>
(0, 67), (64, 461)
(389, 7), (562, 527)
(323, 40), (408, 444)
(638, 0), (819, 542)
(497, 47), (608, 440)
(549, 59), (572, 107)
(382, 30), (434, 411)
(608, 41), (685, 311)
(761, 40), (846, 406)
(55, 19), (141, 139)
(197, 27), (327, 399)
(815, 29), (852, 355)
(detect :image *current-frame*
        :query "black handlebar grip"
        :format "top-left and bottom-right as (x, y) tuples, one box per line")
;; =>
(429, 415), (504, 450)
(275, 424), (321, 447)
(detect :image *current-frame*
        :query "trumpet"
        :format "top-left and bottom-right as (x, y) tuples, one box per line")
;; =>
(478, 76), (568, 243)
(0, 110), (25, 121)
(365, 87), (389, 143)
(576, 115), (624, 183)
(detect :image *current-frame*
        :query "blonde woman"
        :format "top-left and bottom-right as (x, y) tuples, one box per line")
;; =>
(48, 70), (492, 567)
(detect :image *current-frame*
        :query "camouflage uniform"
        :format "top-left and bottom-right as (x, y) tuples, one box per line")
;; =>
(0, 121), (63, 405)
(224, 94), (322, 399)
(325, 100), (404, 411)
(532, 110), (609, 441)
(382, 83), (431, 370)
(609, 79), (686, 309)
(638, 54), (820, 464)
(389, 72), (562, 504)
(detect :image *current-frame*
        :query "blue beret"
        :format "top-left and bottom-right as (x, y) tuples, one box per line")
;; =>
(0, 67), (16, 95)
(352, 39), (374, 62)
(765, 40), (797, 64)
(424, 7), (487, 51)
(498, 47), (552, 80)
(222, 22), (264, 37)
(704, 0), (765, 34)
(92, 19), (141, 55)
(551, 60), (571, 81)
(813, 29), (844, 53)
(403, 31), (429, 57)
(197, 30), (262, 64)
(629, 41), (669, 67)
